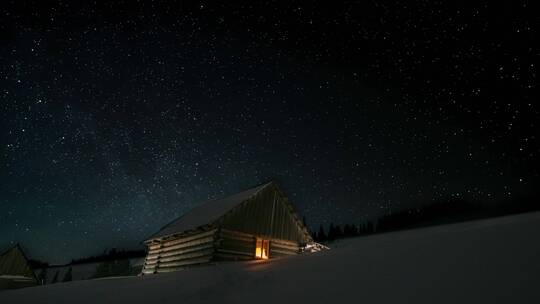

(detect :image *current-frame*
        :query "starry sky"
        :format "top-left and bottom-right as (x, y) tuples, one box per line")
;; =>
(1, 1), (538, 264)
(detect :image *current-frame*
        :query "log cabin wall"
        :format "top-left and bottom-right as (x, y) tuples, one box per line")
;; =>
(143, 227), (302, 272)
(214, 229), (256, 261)
(142, 229), (217, 274)
(214, 229), (301, 260)
(269, 238), (301, 257)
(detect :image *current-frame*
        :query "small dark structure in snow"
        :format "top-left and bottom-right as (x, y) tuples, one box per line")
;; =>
(142, 181), (316, 274)
(0, 244), (38, 290)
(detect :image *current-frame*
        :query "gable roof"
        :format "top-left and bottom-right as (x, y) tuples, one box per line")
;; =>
(0, 244), (37, 281)
(147, 182), (272, 241)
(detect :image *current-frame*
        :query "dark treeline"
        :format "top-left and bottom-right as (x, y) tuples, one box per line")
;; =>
(313, 221), (375, 242)
(69, 248), (145, 265)
(37, 250), (143, 285)
(93, 259), (134, 278)
(29, 259), (49, 268)
(31, 248), (145, 269)
(313, 194), (540, 242)
(377, 194), (539, 232)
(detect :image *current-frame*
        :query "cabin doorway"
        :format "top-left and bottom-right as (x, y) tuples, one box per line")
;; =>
(255, 238), (269, 259)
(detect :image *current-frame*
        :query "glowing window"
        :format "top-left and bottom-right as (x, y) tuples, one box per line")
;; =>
(255, 238), (269, 259)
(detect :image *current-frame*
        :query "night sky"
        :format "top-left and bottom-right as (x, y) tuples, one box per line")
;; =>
(1, 1), (538, 264)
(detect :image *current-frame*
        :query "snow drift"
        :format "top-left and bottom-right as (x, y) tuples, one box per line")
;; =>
(2, 211), (540, 303)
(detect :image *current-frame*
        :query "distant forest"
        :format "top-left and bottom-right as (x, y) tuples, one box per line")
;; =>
(69, 248), (146, 265)
(30, 248), (145, 269)
(35, 249), (144, 285)
(312, 193), (539, 242)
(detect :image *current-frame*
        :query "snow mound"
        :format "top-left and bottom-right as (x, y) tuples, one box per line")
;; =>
(2, 212), (540, 303)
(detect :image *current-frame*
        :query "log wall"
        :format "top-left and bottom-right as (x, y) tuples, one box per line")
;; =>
(143, 228), (302, 274)
(142, 229), (217, 275)
(214, 229), (300, 261)
(214, 229), (255, 261)
(270, 238), (301, 257)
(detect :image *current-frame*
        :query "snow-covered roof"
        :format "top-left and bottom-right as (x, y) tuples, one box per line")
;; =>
(147, 182), (272, 241)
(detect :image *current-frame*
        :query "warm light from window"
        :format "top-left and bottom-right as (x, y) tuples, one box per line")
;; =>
(255, 238), (269, 259)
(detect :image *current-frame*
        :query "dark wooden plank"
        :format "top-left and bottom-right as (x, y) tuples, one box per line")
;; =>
(270, 248), (299, 256)
(158, 229), (217, 248)
(214, 252), (254, 261)
(147, 235), (215, 256)
(156, 256), (213, 271)
(158, 248), (215, 264)
(216, 248), (253, 257)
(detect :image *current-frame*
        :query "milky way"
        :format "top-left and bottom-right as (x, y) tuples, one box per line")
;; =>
(1, 2), (538, 263)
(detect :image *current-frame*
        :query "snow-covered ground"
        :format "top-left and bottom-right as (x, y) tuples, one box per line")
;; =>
(2, 211), (540, 303)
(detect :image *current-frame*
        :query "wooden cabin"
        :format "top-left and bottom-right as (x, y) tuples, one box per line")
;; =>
(142, 181), (314, 274)
(0, 244), (38, 290)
